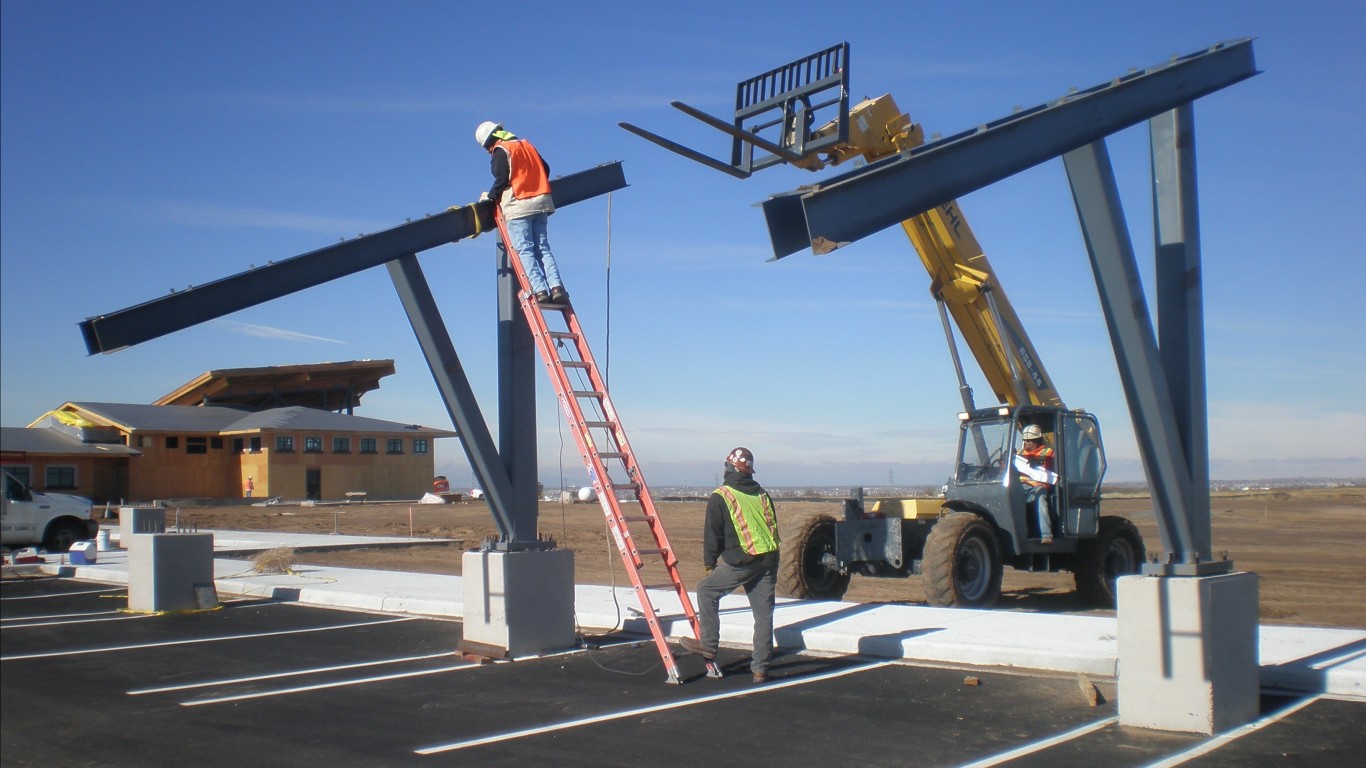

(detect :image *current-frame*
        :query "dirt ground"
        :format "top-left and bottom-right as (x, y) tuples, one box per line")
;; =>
(167, 487), (1366, 630)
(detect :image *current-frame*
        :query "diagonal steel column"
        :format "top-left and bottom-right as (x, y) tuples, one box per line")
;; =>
(1151, 104), (1217, 566)
(80, 162), (627, 354)
(762, 39), (1257, 258)
(386, 254), (520, 542)
(1064, 140), (1226, 573)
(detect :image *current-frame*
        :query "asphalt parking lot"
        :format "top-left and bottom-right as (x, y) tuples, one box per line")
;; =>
(2, 576), (1362, 767)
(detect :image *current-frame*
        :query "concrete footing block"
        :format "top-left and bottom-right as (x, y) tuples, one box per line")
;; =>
(127, 533), (216, 613)
(459, 548), (574, 659)
(1118, 571), (1260, 734)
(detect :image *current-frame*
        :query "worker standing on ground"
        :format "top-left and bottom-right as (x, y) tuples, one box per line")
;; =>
(1016, 424), (1056, 544)
(679, 447), (781, 682)
(475, 121), (568, 304)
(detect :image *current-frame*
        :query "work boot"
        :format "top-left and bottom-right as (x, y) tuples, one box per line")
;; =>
(752, 671), (769, 683)
(679, 635), (716, 660)
(533, 291), (550, 303)
(549, 286), (569, 303)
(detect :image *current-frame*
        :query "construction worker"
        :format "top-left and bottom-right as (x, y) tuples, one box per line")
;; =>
(1016, 424), (1056, 544)
(679, 447), (781, 683)
(474, 121), (567, 304)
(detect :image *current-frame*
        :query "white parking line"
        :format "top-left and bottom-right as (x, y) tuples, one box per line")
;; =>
(181, 664), (472, 706)
(0, 587), (125, 601)
(414, 659), (894, 755)
(1140, 695), (1323, 768)
(2, 613), (155, 630)
(130, 651), (458, 695)
(1, 609), (125, 623)
(0, 616), (415, 661)
(957, 716), (1119, 767)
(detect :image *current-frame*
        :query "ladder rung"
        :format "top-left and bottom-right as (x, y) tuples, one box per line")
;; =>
(636, 547), (668, 557)
(561, 361), (590, 369)
(571, 389), (604, 399)
(641, 583), (682, 591)
(610, 483), (638, 491)
(548, 331), (578, 341)
(621, 515), (654, 523)
(583, 421), (616, 429)
(597, 451), (627, 460)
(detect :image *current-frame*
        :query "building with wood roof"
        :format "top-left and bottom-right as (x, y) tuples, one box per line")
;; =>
(1, 361), (454, 504)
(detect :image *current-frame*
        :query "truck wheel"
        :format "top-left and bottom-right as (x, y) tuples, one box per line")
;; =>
(1074, 516), (1145, 607)
(43, 519), (87, 553)
(779, 515), (850, 600)
(923, 511), (1002, 608)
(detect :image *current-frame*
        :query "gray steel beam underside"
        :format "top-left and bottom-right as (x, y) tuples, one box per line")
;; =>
(78, 161), (627, 545)
(79, 162), (627, 355)
(761, 38), (1257, 259)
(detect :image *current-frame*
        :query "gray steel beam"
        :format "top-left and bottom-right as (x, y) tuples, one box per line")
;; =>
(1151, 104), (1217, 567)
(1064, 140), (1226, 572)
(764, 39), (1257, 258)
(386, 254), (520, 542)
(496, 234), (541, 538)
(79, 162), (627, 354)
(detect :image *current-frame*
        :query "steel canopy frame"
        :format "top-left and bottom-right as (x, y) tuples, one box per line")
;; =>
(758, 40), (1258, 570)
(761, 39), (1257, 259)
(77, 162), (628, 547)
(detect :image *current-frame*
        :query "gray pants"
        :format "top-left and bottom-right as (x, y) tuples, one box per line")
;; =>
(696, 559), (777, 673)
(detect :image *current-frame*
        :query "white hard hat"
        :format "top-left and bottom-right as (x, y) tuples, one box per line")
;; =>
(475, 121), (501, 147)
(1022, 425), (1044, 440)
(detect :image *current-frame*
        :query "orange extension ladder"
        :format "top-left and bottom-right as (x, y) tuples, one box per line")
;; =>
(493, 211), (720, 684)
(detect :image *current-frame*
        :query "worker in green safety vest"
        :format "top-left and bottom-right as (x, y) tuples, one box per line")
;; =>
(679, 447), (780, 683)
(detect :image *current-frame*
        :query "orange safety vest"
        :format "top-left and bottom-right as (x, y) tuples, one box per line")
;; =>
(1018, 443), (1055, 487)
(492, 138), (551, 200)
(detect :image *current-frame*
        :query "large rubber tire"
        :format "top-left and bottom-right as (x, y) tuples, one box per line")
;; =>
(779, 514), (851, 600)
(923, 511), (1003, 608)
(1074, 515), (1146, 607)
(43, 519), (88, 554)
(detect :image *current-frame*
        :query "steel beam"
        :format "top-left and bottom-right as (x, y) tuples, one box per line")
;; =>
(1064, 140), (1227, 573)
(386, 254), (520, 541)
(764, 39), (1257, 258)
(496, 234), (541, 539)
(1150, 105), (1219, 570)
(79, 162), (627, 354)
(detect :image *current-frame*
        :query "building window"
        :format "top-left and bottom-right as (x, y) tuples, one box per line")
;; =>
(211, 437), (224, 450)
(304, 436), (323, 453)
(8, 467), (32, 487)
(360, 437), (377, 454)
(413, 438), (429, 454)
(276, 436), (295, 452)
(250, 436), (262, 453)
(140, 436), (153, 448)
(332, 437), (351, 453)
(165, 436), (179, 449)
(45, 466), (76, 489)
(386, 438), (403, 454)
(186, 436), (208, 455)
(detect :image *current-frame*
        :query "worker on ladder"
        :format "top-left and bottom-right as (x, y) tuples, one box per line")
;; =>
(474, 121), (568, 304)
(680, 447), (781, 683)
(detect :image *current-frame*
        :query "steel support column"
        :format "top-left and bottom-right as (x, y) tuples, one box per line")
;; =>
(1151, 104), (1217, 568)
(1063, 141), (1226, 573)
(386, 254), (522, 542)
(496, 234), (541, 534)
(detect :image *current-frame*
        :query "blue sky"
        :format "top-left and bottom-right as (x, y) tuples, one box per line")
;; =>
(3, 0), (1363, 489)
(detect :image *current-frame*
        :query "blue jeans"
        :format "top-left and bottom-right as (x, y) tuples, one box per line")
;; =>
(696, 559), (777, 674)
(505, 213), (561, 295)
(1025, 484), (1054, 539)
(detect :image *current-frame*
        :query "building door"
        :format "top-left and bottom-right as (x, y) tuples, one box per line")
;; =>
(306, 468), (321, 501)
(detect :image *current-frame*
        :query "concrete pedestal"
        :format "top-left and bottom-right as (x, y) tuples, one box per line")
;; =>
(1117, 571), (1259, 734)
(127, 533), (217, 613)
(459, 548), (574, 659)
(119, 507), (165, 547)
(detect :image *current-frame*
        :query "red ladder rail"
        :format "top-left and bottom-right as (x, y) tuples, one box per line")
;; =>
(493, 211), (718, 684)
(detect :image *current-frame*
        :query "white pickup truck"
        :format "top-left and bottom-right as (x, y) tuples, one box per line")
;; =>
(2, 471), (98, 553)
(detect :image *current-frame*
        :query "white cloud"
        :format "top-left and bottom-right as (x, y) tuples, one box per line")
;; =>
(214, 320), (347, 345)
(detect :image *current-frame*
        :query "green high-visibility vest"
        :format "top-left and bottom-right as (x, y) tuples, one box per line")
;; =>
(714, 486), (779, 556)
